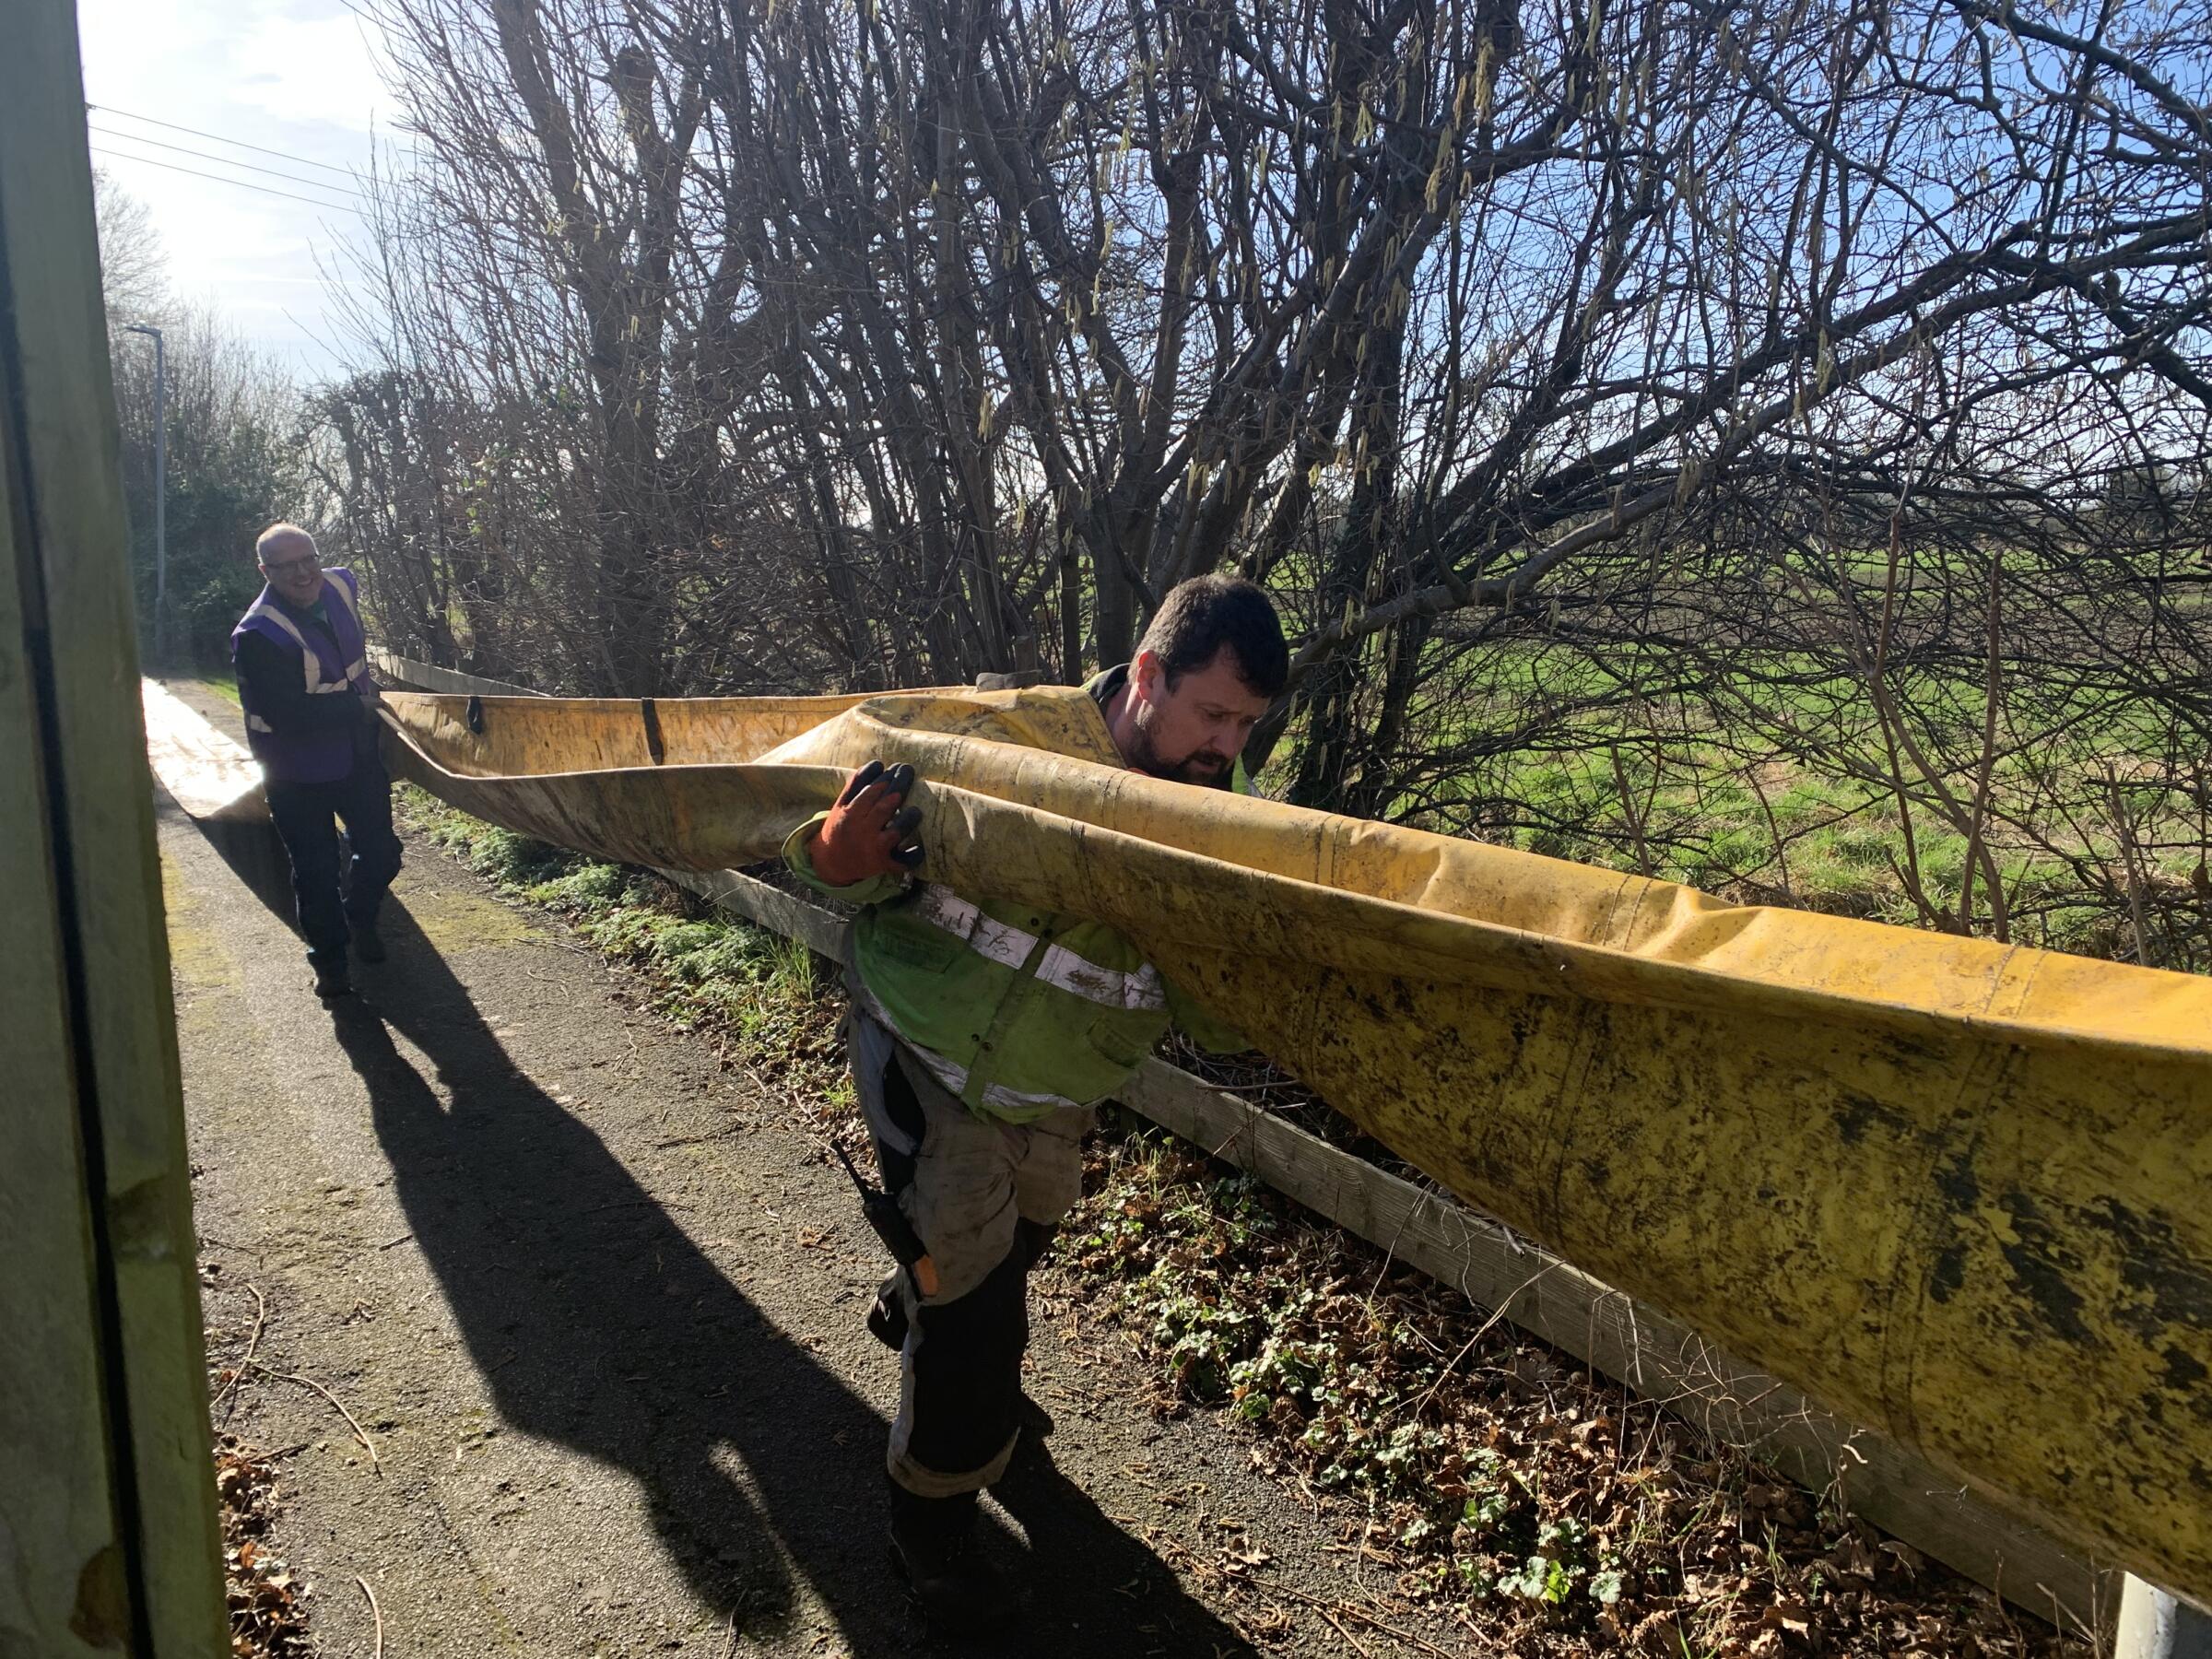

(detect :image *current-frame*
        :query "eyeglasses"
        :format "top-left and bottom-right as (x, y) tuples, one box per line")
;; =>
(263, 553), (320, 577)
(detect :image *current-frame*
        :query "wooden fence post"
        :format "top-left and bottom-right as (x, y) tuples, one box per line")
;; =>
(0, 4), (229, 1651)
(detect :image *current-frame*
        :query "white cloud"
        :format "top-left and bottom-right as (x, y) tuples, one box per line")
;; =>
(76, 0), (396, 374)
(229, 9), (394, 134)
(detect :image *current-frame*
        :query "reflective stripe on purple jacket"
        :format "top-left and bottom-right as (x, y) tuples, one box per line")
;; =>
(230, 566), (376, 783)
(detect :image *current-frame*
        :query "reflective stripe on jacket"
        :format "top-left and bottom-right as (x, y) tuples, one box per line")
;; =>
(229, 567), (374, 783)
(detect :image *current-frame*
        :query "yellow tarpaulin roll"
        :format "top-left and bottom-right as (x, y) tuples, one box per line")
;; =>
(379, 684), (2212, 1604)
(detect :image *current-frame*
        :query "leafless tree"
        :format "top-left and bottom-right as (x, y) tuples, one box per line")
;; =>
(324, 0), (2212, 961)
(93, 166), (169, 331)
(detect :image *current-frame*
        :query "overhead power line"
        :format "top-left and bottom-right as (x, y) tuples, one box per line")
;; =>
(89, 126), (370, 201)
(87, 101), (365, 176)
(88, 147), (369, 217)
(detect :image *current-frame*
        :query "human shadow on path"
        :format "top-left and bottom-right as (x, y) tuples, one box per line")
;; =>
(182, 803), (297, 918)
(302, 892), (1257, 1657)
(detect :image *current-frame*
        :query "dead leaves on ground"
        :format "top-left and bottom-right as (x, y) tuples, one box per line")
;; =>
(1065, 1111), (2084, 1659)
(215, 1435), (310, 1657)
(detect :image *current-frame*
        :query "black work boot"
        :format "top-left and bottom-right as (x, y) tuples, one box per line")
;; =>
(887, 1480), (1012, 1635)
(312, 959), (354, 999)
(350, 919), (387, 964)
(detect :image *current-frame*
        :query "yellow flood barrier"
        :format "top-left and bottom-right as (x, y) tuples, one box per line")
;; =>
(142, 678), (265, 820)
(379, 683), (2212, 1604)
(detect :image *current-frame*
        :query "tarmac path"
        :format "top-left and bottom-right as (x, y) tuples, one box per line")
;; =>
(159, 678), (1465, 1659)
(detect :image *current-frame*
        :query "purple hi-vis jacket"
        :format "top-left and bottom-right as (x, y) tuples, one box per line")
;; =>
(229, 566), (376, 784)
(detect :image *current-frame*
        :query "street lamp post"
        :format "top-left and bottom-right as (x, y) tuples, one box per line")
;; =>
(123, 322), (166, 662)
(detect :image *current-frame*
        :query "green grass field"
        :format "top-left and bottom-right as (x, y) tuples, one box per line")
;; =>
(189, 672), (241, 707)
(1289, 639), (2206, 969)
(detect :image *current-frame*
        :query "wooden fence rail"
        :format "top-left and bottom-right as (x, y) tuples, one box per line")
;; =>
(368, 648), (2109, 1633)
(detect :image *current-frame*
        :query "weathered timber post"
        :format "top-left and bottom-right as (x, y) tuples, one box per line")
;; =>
(0, 1), (228, 1652)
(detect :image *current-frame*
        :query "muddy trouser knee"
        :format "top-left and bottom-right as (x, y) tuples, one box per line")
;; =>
(844, 1000), (1088, 1497)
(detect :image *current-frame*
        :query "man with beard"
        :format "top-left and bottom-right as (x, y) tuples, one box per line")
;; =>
(783, 574), (1287, 1632)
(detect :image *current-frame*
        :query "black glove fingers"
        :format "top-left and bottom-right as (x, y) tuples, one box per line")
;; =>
(826, 758), (923, 877)
(839, 758), (886, 805)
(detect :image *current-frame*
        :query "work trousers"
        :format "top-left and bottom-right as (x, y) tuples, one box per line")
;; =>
(846, 1001), (1091, 1498)
(265, 757), (403, 971)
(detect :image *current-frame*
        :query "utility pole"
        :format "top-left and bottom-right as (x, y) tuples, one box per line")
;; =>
(124, 321), (166, 662)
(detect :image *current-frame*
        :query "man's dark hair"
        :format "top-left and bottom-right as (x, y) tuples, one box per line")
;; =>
(1136, 574), (1288, 698)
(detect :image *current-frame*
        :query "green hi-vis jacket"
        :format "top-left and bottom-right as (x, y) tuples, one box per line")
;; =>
(782, 665), (1249, 1123)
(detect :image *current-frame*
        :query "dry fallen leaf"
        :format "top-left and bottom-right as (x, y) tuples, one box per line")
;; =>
(1830, 1534), (1879, 1579)
(1882, 1538), (1927, 1577)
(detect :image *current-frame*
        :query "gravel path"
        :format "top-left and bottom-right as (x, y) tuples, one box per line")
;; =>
(161, 678), (1474, 1659)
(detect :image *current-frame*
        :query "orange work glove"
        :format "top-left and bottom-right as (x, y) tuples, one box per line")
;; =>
(807, 759), (924, 887)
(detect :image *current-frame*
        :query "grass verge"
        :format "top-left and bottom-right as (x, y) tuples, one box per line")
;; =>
(189, 671), (242, 708)
(398, 784), (843, 1087)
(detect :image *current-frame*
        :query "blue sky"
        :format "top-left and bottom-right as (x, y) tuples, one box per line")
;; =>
(76, 0), (397, 377)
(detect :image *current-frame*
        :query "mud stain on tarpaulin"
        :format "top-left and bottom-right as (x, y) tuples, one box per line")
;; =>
(1996, 1192), (2094, 1347)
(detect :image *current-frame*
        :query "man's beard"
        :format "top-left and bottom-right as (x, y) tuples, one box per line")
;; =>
(1125, 715), (1234, 789)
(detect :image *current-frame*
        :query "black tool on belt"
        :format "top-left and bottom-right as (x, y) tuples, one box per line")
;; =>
(832, 1142), (940, 1297)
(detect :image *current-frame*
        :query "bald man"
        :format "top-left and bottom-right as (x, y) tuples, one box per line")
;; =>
(230, 523), (401, 998)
